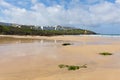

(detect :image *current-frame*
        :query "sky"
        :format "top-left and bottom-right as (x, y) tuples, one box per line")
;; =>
(0, 0), (120, 34)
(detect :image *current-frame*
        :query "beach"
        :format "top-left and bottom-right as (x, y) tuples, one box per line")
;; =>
(0, 35), (120, 80)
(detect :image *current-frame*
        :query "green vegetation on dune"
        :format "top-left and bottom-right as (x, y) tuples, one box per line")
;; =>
(0, 25), (96, 36)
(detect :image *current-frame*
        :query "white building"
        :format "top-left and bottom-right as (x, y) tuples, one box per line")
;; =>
(12, 24), (21, 28)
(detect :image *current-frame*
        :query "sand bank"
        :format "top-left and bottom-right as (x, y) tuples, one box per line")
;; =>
(0, 35), (120, 80)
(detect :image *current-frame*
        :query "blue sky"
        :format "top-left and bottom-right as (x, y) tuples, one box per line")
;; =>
(0, 0), (120, 34)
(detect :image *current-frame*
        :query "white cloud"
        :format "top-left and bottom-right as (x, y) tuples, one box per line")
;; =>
(0, 0), (120, 28)
(89, 2), (120, 24)
(0, 0), (13, 8)
(31, 0), (37, 4)
(116, 0), (120, 3)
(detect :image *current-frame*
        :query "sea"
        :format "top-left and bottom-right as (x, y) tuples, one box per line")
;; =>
(79, 34), (120, 38)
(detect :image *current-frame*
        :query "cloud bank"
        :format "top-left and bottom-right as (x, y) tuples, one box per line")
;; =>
(0, 0), (120, 28)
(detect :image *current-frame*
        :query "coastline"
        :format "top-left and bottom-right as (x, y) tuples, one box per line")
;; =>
(1, 34), (120, 42)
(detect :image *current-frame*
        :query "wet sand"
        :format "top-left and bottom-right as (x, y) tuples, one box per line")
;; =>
(0, 35), (120, 80)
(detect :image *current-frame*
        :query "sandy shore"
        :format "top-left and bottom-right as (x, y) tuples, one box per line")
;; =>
(0, 35), (120, 80)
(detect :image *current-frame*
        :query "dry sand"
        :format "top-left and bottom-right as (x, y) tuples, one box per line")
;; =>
(0, 35), (120, 80)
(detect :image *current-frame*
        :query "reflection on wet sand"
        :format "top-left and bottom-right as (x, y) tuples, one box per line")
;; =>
(0, 36), (64, 45)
